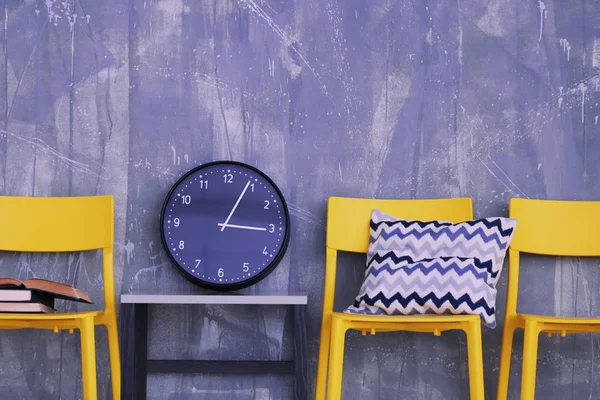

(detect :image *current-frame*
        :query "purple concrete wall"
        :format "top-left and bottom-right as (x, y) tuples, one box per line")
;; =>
(2, 1), (600, 399)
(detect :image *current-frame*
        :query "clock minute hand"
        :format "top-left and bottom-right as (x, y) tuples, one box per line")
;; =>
(220, 180), (252, 231)
(217, 223), (267, 231)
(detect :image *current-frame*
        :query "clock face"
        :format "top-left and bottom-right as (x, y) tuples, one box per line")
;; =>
(160, 161), (290, 291)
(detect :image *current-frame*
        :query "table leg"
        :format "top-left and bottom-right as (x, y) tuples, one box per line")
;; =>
(293, 305), (308, 400)
(133, 304), (148, 400)
(119, 303), (134, 400)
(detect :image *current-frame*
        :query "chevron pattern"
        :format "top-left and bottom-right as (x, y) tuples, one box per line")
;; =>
(367, 210), (517, 286)
(345, 251), (498, 327)
(344, 209), (517, 328)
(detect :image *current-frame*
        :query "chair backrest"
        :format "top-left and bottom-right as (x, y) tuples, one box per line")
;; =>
(505, 198), (600, 318)
(0, 195), (115, 311)
(322, 196), (473, 315)
(509, 198), (600, 256)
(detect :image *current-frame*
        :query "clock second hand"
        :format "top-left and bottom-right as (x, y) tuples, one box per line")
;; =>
(217, 223), (267, 231)
(220, 180), (252, 231)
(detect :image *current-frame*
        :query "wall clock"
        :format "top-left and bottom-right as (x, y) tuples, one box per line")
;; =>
(160, 161), (291, 291)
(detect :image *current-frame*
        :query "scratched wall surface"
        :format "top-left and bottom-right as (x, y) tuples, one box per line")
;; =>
(2, 0), (600, 399)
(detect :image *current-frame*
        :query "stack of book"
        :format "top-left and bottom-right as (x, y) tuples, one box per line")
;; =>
(0, 278), (93, 313)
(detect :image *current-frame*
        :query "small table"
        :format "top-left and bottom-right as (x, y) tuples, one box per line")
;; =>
(119, 293), (308, 400)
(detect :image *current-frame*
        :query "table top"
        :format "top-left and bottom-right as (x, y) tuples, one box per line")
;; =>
(121, 292), (308, 305)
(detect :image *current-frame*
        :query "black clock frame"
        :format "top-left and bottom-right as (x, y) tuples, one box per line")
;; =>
(159, 160), (291, 291)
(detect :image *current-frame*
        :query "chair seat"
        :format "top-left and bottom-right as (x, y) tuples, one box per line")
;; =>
(333, 311), (480, 323)
(332, 311), (480, 334)
(0, 310), (100, 320)
(519, 313), (600, 326)
(0, 311), (101, 330)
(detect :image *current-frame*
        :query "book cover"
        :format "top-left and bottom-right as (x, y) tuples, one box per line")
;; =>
(0, 278), (92, 304)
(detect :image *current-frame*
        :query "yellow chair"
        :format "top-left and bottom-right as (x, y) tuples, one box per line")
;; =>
(315, 196), (485, 399)
(0, 195), (121, 400)
(496, 198), (600, 400)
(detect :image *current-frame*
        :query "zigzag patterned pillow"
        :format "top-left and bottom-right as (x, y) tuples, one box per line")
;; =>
(344, 252), (498, 327)
(368, 210), (517, 286)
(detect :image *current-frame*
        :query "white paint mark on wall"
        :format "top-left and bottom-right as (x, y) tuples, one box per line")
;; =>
(42, 0), (87, 30)
(268, 56), (275, 77)
(191, 71), (258, 101)
(240, 0), (308, 72)
(579, 83), (587, 122)
(287, 203), (326, 230)
(466, 117), (530, 198)
(458, 26), (463, 65)
(476, 0), (511, 37)
(454, 93), (466, 113)
(591, 38), (600, 68)
(338, 162), (343, 181)
(156, 0), (184, 38)
(131, 263), (168, 288)
(44, 0), (54, 22)
(279, 31), (302, 79)
(595, 116), (598, 125)
(2, 129), (105, 179)
(559, 38), (571, 61)
(538, 163), (542, 171)
(538, 1), (548, 42)
(170, 145), (176, 165)
(363, 71), (412, 195)
(426, 28), (433, 46)
(558, 86), (564, 108)
(16, 254), (36, 280)
(124, 240), (134, 264)
(67, 12), (77, 32)
(488, 155), (530, 198)
(239, 0), (334, 103)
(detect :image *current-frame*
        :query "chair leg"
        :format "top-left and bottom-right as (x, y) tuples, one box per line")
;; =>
(315, 314), (332, 400)
(325, 318), (348, 400)
(520, 320), (540, 400)
(106, 318), (121, 400)
(80, 316), (98, 400)
(465, 320), (485, 400)
(496, 320), (516, 400)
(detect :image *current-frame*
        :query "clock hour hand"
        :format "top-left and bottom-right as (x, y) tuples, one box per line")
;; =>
(220, 180), (251, 231)
(217, 223), (267, 231)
